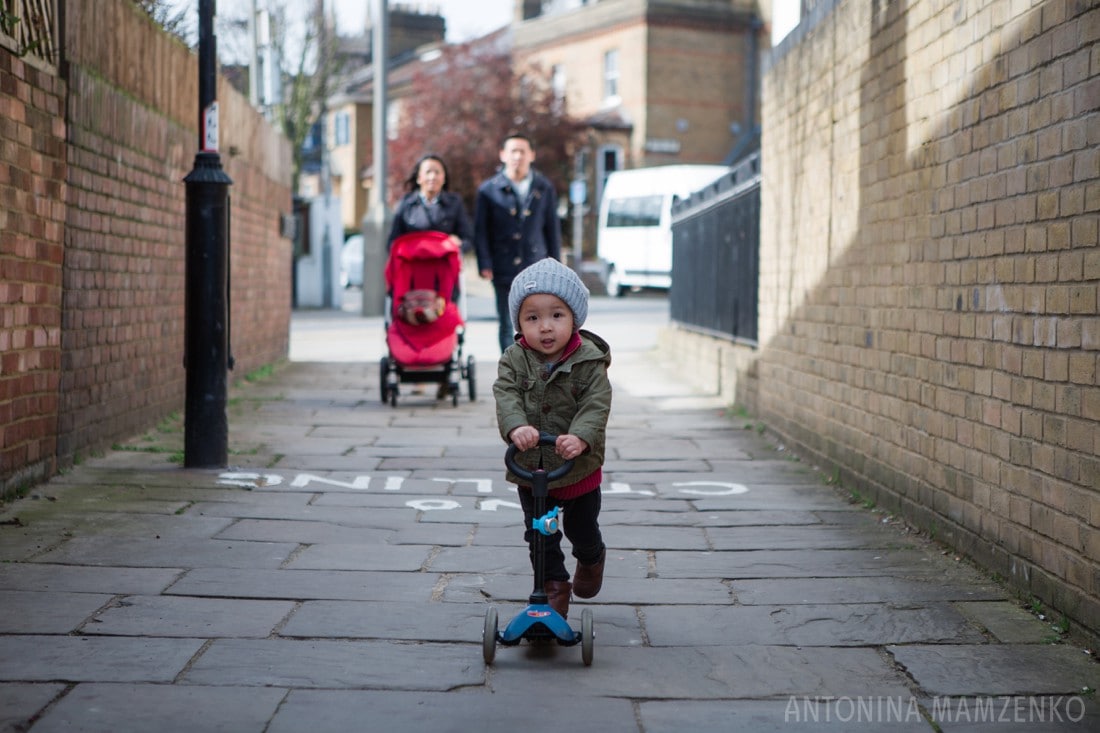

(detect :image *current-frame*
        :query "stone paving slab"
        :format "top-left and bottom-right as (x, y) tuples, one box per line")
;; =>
(285, 543), (435, 571)
(186, 502), (417, 528)
(37, 467), (229, 489)
(281, 599), (645, 647)
(415, 508), (527, 526)
(604, 459), (722, 473)
(654, 548), (948, 579)
(485, 644), (914, 699)
(602, 525), (711, 550)
(614, 438), (732, 459)
(239, 475), (458, 494)
(617, 481), (845, 506)
(166, 568), (441, 602)
(390, 523), (476, 546)
(954, 600), (1063, 643)
(428, 546), (650, 578)
(213, 518), (394, 544)
(32, 537), (297, 569)
(267, 689), (640, 733)
(280, 600), (488, 642)
(0, 563), (181, 595)
(0, 636), (203, 683)
(6, 512), (234, 540)
(731, 576), (1007, 605)
(378, 456), (517, 472)
(708, 524), (912, 550)
(0, 684), (67, 732)
(0, 591), (113, 634)
(888, 644), (1100, 696)
(28, 683), (288, 733)
(599, 508), (826, 527)
(268, 454), (385, 471)
(450, 572), (735, 606)
(182, 638), (484, 690)
(84, 595), (296, 637)
(287, 482), (498, 501)
(643, 602), (986, 646)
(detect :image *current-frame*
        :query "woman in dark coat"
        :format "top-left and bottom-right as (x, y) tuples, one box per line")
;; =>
(387, 154), (473, 251)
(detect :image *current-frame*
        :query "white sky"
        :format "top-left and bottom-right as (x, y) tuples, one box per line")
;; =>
(771, 0), (800, 44)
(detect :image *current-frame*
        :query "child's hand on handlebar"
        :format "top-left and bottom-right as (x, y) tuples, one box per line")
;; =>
(508, 426), (540, 451)
(555, 434), (588, 461)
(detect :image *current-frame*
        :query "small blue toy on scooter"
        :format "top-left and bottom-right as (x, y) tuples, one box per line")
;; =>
(482, 433), (594, 666)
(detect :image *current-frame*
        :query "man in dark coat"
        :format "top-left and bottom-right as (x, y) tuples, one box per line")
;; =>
(474, 132), (562, 353)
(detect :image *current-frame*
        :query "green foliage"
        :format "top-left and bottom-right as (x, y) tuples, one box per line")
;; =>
(0, 6), (43, 58)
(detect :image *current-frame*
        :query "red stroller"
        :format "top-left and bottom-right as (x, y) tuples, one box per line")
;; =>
(381, 230), (475, 407)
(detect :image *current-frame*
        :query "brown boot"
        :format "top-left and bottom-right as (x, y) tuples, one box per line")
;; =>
(572, 548), (606, 599)
(544, 579), (572, 619)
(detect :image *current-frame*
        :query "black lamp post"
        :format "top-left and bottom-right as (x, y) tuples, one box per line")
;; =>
(183, 0), (233, 468)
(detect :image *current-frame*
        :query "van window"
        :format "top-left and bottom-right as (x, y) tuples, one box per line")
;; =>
(606, 195), (663, 228)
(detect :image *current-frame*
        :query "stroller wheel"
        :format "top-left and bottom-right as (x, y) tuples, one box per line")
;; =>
(379, 357), (390, 403)
(389, 385), (398, 407)
(466, 356), (477, 402)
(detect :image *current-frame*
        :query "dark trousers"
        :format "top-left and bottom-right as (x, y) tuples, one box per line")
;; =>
(493, 282), (513, 353)
(518, 487), (604, 583)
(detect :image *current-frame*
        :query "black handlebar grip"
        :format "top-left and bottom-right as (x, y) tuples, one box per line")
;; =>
(504, 432), (576, 482)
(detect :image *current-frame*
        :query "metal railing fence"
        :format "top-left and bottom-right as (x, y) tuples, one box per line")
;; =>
(669, 152), (761, 344)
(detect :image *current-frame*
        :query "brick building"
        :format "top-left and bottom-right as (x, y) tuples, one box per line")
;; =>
(513, 0), (766, 204)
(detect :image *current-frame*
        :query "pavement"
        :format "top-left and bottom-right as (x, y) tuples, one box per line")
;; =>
(1, 283), (1098, 733)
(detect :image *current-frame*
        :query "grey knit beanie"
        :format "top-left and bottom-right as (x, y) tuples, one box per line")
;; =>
(508, 258), (589, 331)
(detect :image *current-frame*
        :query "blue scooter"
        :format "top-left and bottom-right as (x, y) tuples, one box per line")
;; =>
(482, 433), (594, 666)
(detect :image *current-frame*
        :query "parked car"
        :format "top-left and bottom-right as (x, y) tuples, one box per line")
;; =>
(340, 234), (364, 288)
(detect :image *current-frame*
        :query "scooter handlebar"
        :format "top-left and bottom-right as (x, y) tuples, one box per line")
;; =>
(505, 432), (576, 482)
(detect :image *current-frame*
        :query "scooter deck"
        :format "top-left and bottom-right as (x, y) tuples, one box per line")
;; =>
(498, 602), (580, 645)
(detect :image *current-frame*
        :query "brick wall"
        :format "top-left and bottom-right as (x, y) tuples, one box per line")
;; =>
(752, 0), (1099, 634)
(0, 0), (293, 495)
(0, 49), (66, 490)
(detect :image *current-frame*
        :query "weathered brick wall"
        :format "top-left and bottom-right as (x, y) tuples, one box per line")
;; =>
(0, 0), (293, 495)
(756, 0), (1098, 634)
(57, 0), (293, 464)
(0, 48), (66, 491)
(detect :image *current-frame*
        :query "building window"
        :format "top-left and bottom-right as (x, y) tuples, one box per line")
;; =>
(334, 111), (350, 146)
(552, 64), (567, 102)
(596, 144), (622, 206)
(603, 49), (619, 103)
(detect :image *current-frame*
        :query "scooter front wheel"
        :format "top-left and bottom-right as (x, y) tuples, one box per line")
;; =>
(482, 606), (498, 664)
(580, 608), (594, 666)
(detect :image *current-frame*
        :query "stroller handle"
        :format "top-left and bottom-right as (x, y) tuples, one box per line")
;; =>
(505, 433), (576, 482)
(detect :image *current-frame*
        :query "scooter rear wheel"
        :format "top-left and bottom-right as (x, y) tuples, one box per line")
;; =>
(482, 606), (498, 664)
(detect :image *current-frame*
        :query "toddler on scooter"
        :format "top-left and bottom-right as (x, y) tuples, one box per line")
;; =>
(493, 258), (612, 619)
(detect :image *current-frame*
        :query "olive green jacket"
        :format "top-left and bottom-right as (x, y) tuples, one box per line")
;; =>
(494, 330), (612, 490)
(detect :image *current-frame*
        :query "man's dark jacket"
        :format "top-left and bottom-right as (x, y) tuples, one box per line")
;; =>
(473, 170), (561, 286)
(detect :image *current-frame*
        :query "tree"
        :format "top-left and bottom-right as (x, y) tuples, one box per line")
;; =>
(139, 0), (344, 194)
(133, 0), (189, 43)
(387, 42), (584, 218)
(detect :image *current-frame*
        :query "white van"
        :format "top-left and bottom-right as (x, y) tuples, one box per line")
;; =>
(596, 164), (729, 296)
